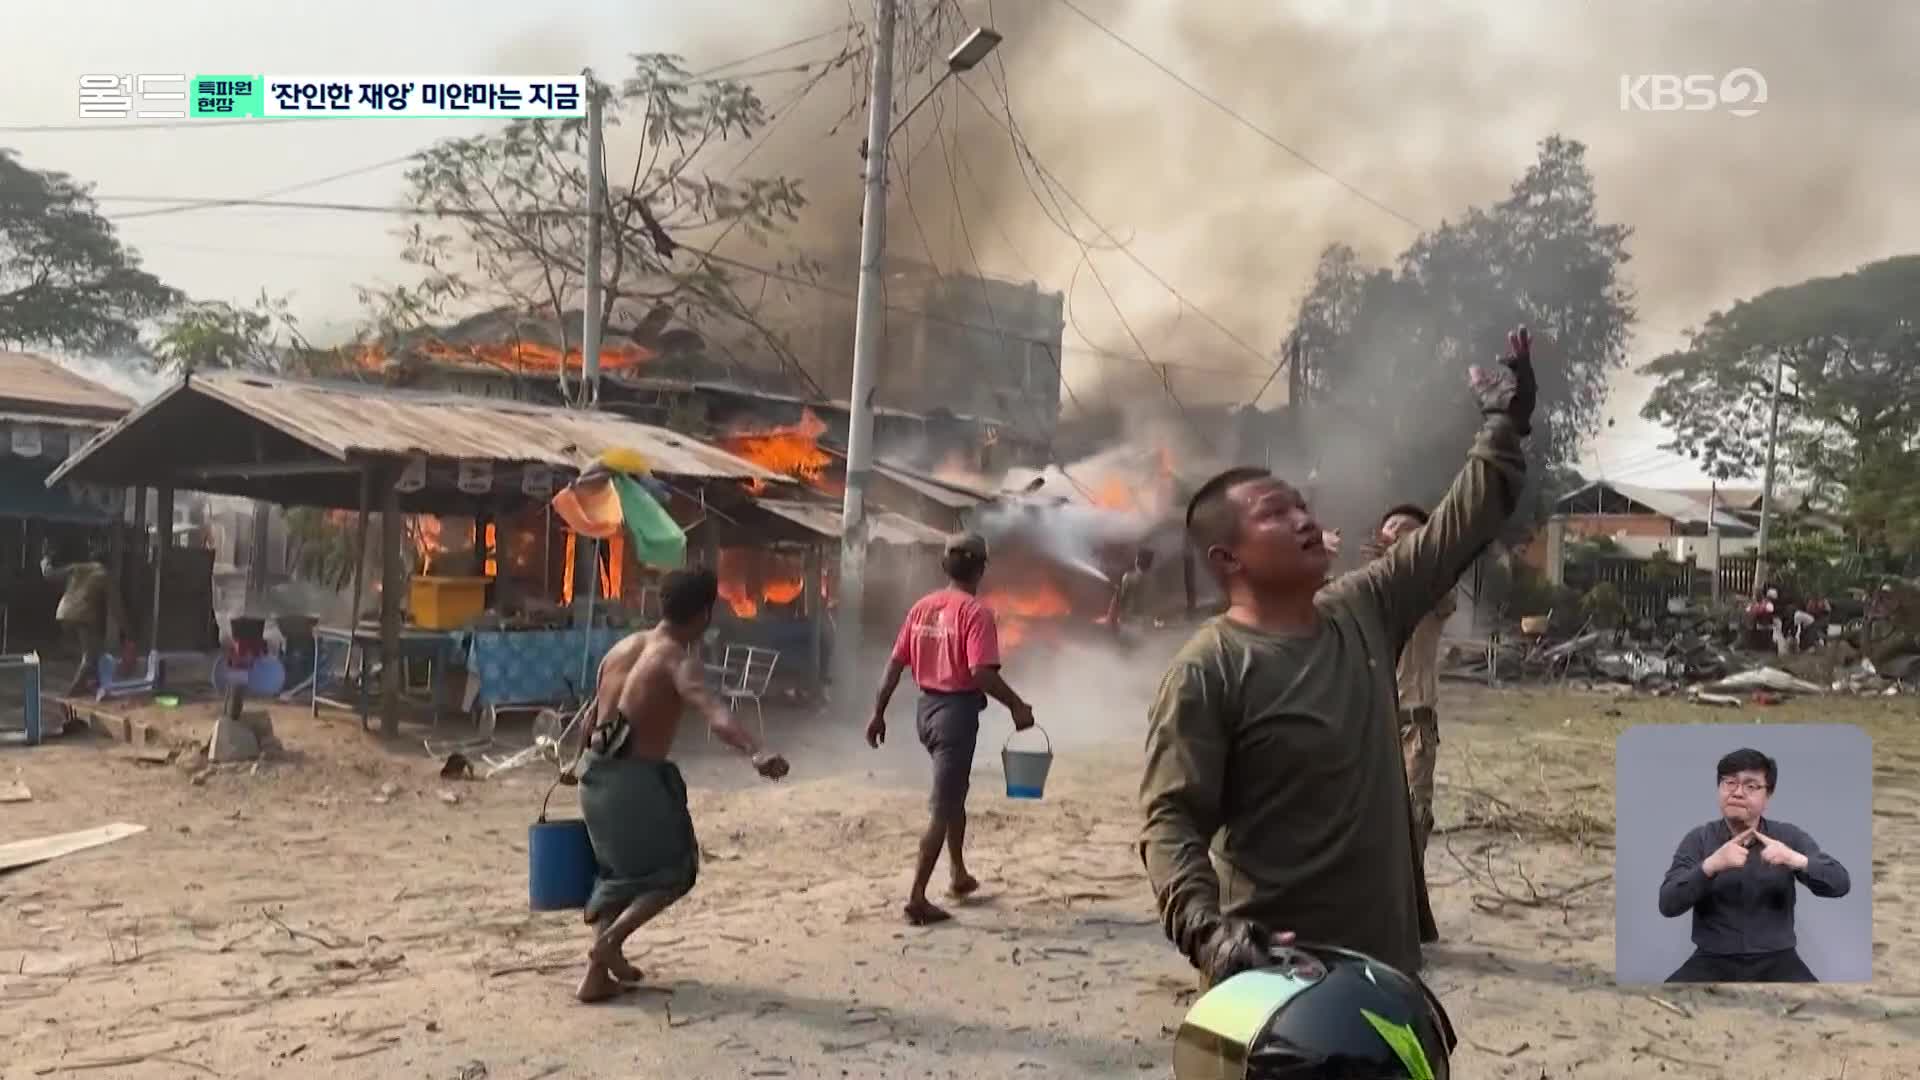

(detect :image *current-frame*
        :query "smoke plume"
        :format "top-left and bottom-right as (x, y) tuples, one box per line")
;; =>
(700, 0), (1918, 415)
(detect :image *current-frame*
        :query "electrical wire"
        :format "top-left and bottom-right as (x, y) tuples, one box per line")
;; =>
(957, 78), (1273, 368)
(107, 153), (420, 222)
(1047, 0), (1424, 232)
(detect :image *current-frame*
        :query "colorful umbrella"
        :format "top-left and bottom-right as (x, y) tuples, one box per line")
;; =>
(550, 449), (686, 569)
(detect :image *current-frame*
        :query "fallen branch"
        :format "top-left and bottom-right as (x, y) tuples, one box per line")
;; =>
(34, 1035), (208, 1074)
(262, 909), (351, 951)
(331, 1039), (400, 1062)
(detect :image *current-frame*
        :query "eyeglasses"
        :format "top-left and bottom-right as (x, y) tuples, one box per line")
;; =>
(1718, 778), (1767, 795)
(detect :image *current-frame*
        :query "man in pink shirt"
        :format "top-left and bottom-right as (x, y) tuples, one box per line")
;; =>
(868, 532), (1036, 925)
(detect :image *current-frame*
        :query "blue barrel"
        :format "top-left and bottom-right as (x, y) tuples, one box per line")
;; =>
(528, 818), (597, 911)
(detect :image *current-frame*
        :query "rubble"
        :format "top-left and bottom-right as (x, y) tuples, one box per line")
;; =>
(1455, 613), (1917, 700)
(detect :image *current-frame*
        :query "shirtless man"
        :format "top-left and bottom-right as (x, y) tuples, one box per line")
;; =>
(573, 567), (789, 1002)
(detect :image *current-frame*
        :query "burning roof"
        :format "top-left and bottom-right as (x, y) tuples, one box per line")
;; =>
(354, 308), (658, 376)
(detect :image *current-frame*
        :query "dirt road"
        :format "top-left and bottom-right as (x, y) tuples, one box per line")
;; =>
(3, 680), (1916, 1078)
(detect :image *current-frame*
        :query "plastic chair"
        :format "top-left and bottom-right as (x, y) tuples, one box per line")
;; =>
(710, 644), (778, 740)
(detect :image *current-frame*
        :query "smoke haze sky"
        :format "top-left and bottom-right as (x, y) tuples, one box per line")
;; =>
(4, 0), (1915, 488)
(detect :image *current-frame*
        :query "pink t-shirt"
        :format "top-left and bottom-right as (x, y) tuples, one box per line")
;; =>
(890, 588), (1001, 693)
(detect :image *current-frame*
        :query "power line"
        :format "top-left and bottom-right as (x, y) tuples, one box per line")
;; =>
(84, 189), (1272, 380)
(1047, 0), (1425, 232)
(958, 78), (1273, 368)
(685, 22), (862, 80)
(108, 153), (420, 222)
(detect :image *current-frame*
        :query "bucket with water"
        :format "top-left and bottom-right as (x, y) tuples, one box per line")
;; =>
(1002, 724), (1054, 800)
(528, 778), (598, 911)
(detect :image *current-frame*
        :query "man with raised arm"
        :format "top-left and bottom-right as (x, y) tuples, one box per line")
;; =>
(1141, 328), (1534, 987)
(573, 567), (789, 1003)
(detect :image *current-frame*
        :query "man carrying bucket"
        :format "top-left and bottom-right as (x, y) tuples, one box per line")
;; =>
(1140, 328), (1534, 987)
(868, 531), (1036, 926)
(573, 568), (789, 1003)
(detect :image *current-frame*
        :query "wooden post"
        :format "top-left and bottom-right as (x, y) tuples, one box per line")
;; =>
(379, 473), (404, 737)
(489, 504), (512, 613)
(129, 486), (148, 644)
(105, 493), (127, 647)
(348, 467), (372, 629)
(150, 486), (175, 656)
(805, 543), (825, 689)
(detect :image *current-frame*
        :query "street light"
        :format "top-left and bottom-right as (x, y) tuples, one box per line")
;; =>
(888, 26), (1002, 141)
(947, 27), (1003, 72)
(837, 10), (1002, 710)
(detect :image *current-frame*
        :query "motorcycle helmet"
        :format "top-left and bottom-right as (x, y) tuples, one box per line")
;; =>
(1173, 943), (1456, 1079)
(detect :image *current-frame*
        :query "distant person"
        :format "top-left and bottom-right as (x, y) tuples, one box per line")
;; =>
(1105, 548), (1156, 640)
(1141, 328), (1534, 988)
(1370, 506), (1457, 899)
(869, 532), (1036, 926)
(572, 567), (789, 1003)
(41, 538), (119, 696)
(1657, 748), (1850, 983)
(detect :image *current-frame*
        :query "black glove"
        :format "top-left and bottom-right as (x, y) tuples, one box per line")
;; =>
(1197, 917), (1279, 987)
(1470, 326), (1537, 436)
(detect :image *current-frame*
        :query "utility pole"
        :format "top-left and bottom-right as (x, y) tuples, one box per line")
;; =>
(582, 81), (605, 407)
(1753, 351), (1786, 598)
(573, 80), (605, 629)
(835, 0), (898, 697)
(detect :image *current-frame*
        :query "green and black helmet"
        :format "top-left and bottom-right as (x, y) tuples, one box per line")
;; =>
(1173, 943), (1456, 1080)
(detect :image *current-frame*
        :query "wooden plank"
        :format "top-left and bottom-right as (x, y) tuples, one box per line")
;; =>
(0, 823), (146, 873)
(0, 781), (31, 803)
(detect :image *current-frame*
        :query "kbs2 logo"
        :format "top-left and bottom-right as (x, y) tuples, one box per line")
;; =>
(1618, 69), (1768, 117)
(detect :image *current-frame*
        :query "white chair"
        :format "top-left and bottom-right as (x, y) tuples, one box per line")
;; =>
(710, 643), (778, 741)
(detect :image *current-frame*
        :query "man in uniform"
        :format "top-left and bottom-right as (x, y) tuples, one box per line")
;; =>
(1141, 328), (1533, 987)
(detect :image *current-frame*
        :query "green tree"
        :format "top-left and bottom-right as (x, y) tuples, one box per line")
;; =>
(0, 150), (180, 352)
(1289, 136), (1635, 524)
(1639, 255), (1920, 553)
(152, 291), (304, 373)
(365, 54), (847, 402)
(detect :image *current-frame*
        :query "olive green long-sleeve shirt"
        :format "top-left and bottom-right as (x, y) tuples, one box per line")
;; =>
(1140, 416), (1527, 977)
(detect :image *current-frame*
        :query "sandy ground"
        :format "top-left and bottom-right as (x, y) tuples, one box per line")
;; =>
(3, 645), (1919, 1079)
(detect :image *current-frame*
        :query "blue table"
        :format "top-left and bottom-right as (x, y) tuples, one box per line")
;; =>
(311, 626), (462, 729)
(459, 627), (630, 710)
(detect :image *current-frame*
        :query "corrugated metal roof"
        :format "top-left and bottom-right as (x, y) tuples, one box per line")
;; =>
(0, 352), (134, 418)
(1561, 480), (1750, 531)
(755, 498), (947, 546)
(187, 373), (782, 480)
(870, 457), (992, 508)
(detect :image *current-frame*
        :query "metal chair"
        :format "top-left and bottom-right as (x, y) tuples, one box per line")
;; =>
(710, 643), (778, 740)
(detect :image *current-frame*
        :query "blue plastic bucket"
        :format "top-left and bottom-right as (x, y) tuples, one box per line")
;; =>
(528, 781), (597, 911)
(1002, 725), (1053, 800)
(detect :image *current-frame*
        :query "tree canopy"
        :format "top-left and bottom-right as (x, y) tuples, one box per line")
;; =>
(1640, 255), (1920, 553)
(1287, 135), (1635, 524)
(152, 291), (305, 374)
(0, 149), (180, 353)
(366, 52), (855, 403)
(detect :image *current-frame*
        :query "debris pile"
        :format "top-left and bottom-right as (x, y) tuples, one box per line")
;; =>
(1454, 601), (1920, 704)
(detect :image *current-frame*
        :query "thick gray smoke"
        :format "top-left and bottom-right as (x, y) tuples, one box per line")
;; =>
(693, 0), (1918, 417)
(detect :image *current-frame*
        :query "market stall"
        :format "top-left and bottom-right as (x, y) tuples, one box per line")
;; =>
(47, 372), (781, 734)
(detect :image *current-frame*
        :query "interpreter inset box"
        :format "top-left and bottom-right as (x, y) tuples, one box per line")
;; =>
(1613, 724), (1872, 984)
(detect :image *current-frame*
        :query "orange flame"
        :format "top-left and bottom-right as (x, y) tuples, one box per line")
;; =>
(721, 410), (838, 493)
(984, 582), (1074, 652)
(354, 339), (654, 373)
(716, 547), (807, 619)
